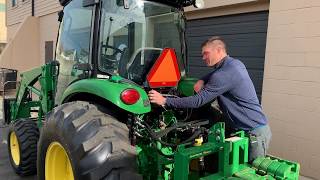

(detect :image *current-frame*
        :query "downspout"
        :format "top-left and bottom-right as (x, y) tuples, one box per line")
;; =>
(31, 0), (34, 16)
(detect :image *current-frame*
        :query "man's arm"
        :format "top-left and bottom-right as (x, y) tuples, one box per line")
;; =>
(166, 72), (233, 108)
(194, 72), (216, 92)
(194, 80), (204, 93)
(148, 71), (234, 108)
(200, 73), (212, 83)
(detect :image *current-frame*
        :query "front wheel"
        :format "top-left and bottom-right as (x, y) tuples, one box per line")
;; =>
(7, 119), (39, 176)
(37, 101), (141, 180)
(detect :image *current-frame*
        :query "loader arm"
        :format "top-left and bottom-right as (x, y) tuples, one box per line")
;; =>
(10, 61), (59, 124)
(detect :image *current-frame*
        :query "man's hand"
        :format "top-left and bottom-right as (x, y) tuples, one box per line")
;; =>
(194, 80), (204, 93)
(148, 90), (166, 106)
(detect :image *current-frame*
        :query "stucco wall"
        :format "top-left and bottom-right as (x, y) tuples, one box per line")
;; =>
(262, 0), (320, 179)
(6, 21), (18, 41)
(0, 16), (40, 72)
(39, 12), (60, 64)
(4, 0), (61, 68)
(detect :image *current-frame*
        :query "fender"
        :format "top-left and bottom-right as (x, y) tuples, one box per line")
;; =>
(61, 78), (151, 114)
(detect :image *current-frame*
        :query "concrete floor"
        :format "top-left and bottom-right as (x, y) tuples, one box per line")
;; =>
(300, 177), (315, 180)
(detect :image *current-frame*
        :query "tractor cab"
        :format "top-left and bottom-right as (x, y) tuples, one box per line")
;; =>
(98, 0), (186, 80)
(55, 0), (199, 102)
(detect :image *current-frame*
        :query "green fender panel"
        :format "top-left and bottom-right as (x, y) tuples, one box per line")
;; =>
(61, 78), (151, 114)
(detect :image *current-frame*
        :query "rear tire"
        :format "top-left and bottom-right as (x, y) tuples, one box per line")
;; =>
(37, 101), (141, 180)
(7, 119), (39, 176)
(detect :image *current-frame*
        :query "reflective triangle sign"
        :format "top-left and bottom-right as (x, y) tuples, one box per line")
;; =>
(147, 48), (181, 88)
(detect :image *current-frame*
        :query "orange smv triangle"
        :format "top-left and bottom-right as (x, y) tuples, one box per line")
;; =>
(147, 48), (181, 88)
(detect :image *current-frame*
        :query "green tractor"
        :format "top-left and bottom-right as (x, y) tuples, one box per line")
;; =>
(3, 0), (300, 179)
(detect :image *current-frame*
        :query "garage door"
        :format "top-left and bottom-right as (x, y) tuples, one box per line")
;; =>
(186, 11), (269, 101)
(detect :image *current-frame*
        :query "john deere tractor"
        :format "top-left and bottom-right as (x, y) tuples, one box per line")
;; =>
(2, 0), (300, 179)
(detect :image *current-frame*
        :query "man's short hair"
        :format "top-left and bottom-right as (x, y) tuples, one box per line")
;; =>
(201, 36), (227, 52)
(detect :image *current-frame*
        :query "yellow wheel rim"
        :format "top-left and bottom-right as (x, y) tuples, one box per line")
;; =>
(45, 142), (74, 180)
(10, 131), (20, 166)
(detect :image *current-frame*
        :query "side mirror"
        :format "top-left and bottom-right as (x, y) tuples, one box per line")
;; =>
(193, 0), (205, 9)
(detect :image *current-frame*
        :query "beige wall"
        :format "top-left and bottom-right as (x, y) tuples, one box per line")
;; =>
(0, 16), (40, 72)
(185, 0), (269, 20)
(0, 0), (6, 43)
(4, 0), (61, 68)
(262, 0), (320, 179)
(0, 12), (6, 43)
(39, 12), (60, 64)
(34, 0), (61, 17)
(185, 0), (259, 12)
(6, 21), (19, 41)
(6, 0), (32, 26)
(6, 0), (61, 26)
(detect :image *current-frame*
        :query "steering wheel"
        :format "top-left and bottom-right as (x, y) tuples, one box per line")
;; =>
(101, 44), (124, 62)
(100, 44), (126, 70)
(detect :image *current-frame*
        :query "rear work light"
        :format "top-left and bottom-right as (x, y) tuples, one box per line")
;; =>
(120, 89), (140, 105)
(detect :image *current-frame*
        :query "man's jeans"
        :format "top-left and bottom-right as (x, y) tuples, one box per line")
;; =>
(248, 125), (272, 162)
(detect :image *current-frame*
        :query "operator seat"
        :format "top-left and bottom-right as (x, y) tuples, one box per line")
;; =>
(118, 47), (130, 78)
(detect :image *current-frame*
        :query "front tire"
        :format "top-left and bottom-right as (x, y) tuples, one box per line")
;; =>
(7, 119), (39, 176)
(37, 101), (140, 180)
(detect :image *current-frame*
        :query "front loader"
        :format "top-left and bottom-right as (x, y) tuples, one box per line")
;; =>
(2, 0), (300, 179)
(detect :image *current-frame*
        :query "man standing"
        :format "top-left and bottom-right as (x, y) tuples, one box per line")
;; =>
(148, 36), (271, 161)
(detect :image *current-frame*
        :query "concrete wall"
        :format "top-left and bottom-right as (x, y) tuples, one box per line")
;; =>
(0, 16), (40, 72)
(262, 0), (320, 179)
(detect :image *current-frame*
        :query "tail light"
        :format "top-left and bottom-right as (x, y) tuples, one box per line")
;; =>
(120, 89), (140, 105)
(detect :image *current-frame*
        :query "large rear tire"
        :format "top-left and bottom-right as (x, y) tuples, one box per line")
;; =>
(37, 101), (141, 180)
(7, 119), (39, 176)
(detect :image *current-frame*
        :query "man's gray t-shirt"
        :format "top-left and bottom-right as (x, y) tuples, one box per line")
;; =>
(166, 56), (267, 131)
